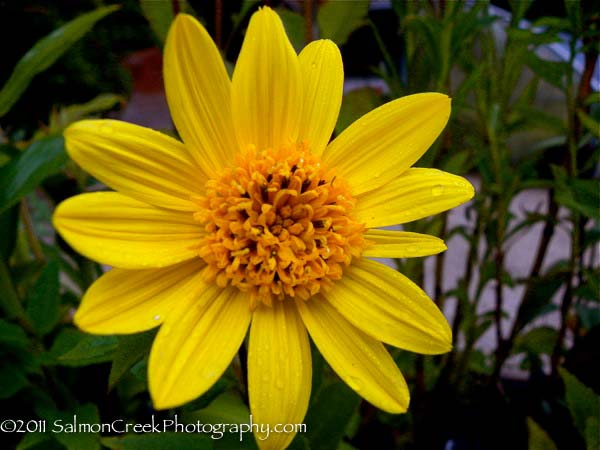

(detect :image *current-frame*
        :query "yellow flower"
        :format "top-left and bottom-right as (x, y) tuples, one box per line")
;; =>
(53, 7), (474, 449)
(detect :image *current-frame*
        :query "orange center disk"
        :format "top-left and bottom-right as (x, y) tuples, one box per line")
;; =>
(193, 142), (367, 308)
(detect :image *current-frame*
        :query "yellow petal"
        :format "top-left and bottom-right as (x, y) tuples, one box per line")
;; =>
(362, 229), (447, 258)
(248, 301), (311, 450)
(354, 168), (474, 228)
(296, 297), (409, 413)
(65, 120), (203, 212)
(298, 40), (343, 156)
(325, 258), (452, 354)
(164, 14), (237, 175)
(323, 93), (451, 195)
(232, 7), (301, 151)
(149, 283), (251, 409)
(53, 192), (202, 269)
(74, 259), (205, 334)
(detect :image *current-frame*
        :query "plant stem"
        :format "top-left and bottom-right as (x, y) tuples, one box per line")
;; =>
(303, 0), (313, 45)
(20, 198), (45, 263)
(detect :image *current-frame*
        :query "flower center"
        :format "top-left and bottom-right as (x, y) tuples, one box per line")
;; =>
(193, 141), (366, 308)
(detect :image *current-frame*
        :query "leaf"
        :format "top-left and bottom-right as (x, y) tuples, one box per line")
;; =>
(56, 335), (118, 367)
(41, 403), (101, 450)
(0, 204), (19, 259)
(527, 418), (557, 450)
(108, 330), (156, 389)
(26, 261), (60, 336)
(0, 363), (29, 399)
(304, 382), (361, 450)
(560, 368), (600, 437)
(514, 265), (566, 332)
(515, 327), (558, 355)
(577, 110), (600, 138)
(0, 319), (29, 349)
(586, 416), (600, 450)
(182, 391), (259, 450)
(0, 136), (66, 215)
(524, 53), (569, 91)
(47, 93), (124, 135)
(0, 5), (119, 117)
(554, 176), (600, 220)
(188, 391), (250, 425)
(335, 88), (383, 135)
(317, 0), (370, 46)
(276, 8), (305, 52)
(102, 434), (213, 450)
(140, 1), (175, 44)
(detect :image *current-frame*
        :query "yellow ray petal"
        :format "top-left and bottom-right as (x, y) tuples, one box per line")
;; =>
(362, 229), (447, 258)
(296, 297), (409, 413)
(232, 7), (301, 151)
(164, 14), (237, 175)
(149, 283), (251, 409)
(323, 93), (451, 195)
(248, 301), (311, 450)
(325, 258), (452, 354)
(298, 40), (343, 156)
(354, 168), (474, 228)
(74, 259), (205, 334)
(53, 192), (202, 269)
(65, 120), (203, 212)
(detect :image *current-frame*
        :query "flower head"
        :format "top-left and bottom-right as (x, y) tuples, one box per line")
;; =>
(53, 7), (474, 449)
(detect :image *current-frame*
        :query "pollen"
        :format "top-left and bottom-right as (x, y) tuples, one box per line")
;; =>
(193, 141), (366, 308)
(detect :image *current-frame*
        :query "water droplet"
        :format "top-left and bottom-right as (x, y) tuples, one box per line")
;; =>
(153, 314), (161, 321)
(431, 185), (445, 196)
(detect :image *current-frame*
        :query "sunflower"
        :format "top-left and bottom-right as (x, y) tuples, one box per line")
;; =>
(53, 7), (474, 449)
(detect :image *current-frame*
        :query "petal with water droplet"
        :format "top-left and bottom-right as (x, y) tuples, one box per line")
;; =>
(354, 168), (474, 228)
(296, 296), (409, 413)
(324, 258), (452, 354)
(248, 301), (311, 450)
(362, 229), (447, 258)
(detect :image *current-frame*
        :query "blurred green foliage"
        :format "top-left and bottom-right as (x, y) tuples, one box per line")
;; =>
(0, 1), (598, 449)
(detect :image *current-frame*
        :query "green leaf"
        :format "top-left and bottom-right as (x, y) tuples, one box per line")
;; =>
(560, 368), (600, 437)
(140, 1), (175, 44)
(577, 110), (600, 138)
(276, 8), (305, 52)
(108, 330), (156, 389)
(188, 391), (250, 425)
(554, 176), (600, 220)
(182, 391), (259, 449)
(317, 0), (370, 46)
(515, 327), (557, 355)
(16, 431), (57, 450)
(42, 404), (101, 450)
(0, 318), (29, 349)
(335, 88), (383, 135)
(26, 261), (60, 336)
(527, 418), (557, 450)
(576, 304), (600, 330)
(0, 204), (19, 259)
(45, 93), (124, 136)
(585, 416), (600, 450)
(0, 5), (119, 117)
(514, 264), (566, 331)
(304, 382), (361, 450)
(0, 136), (66, 215)
(0, 363), (29, 399)
(56, 335), (118, 367)
(102, 434), (213, 450)
(524, 54), (569, 91)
